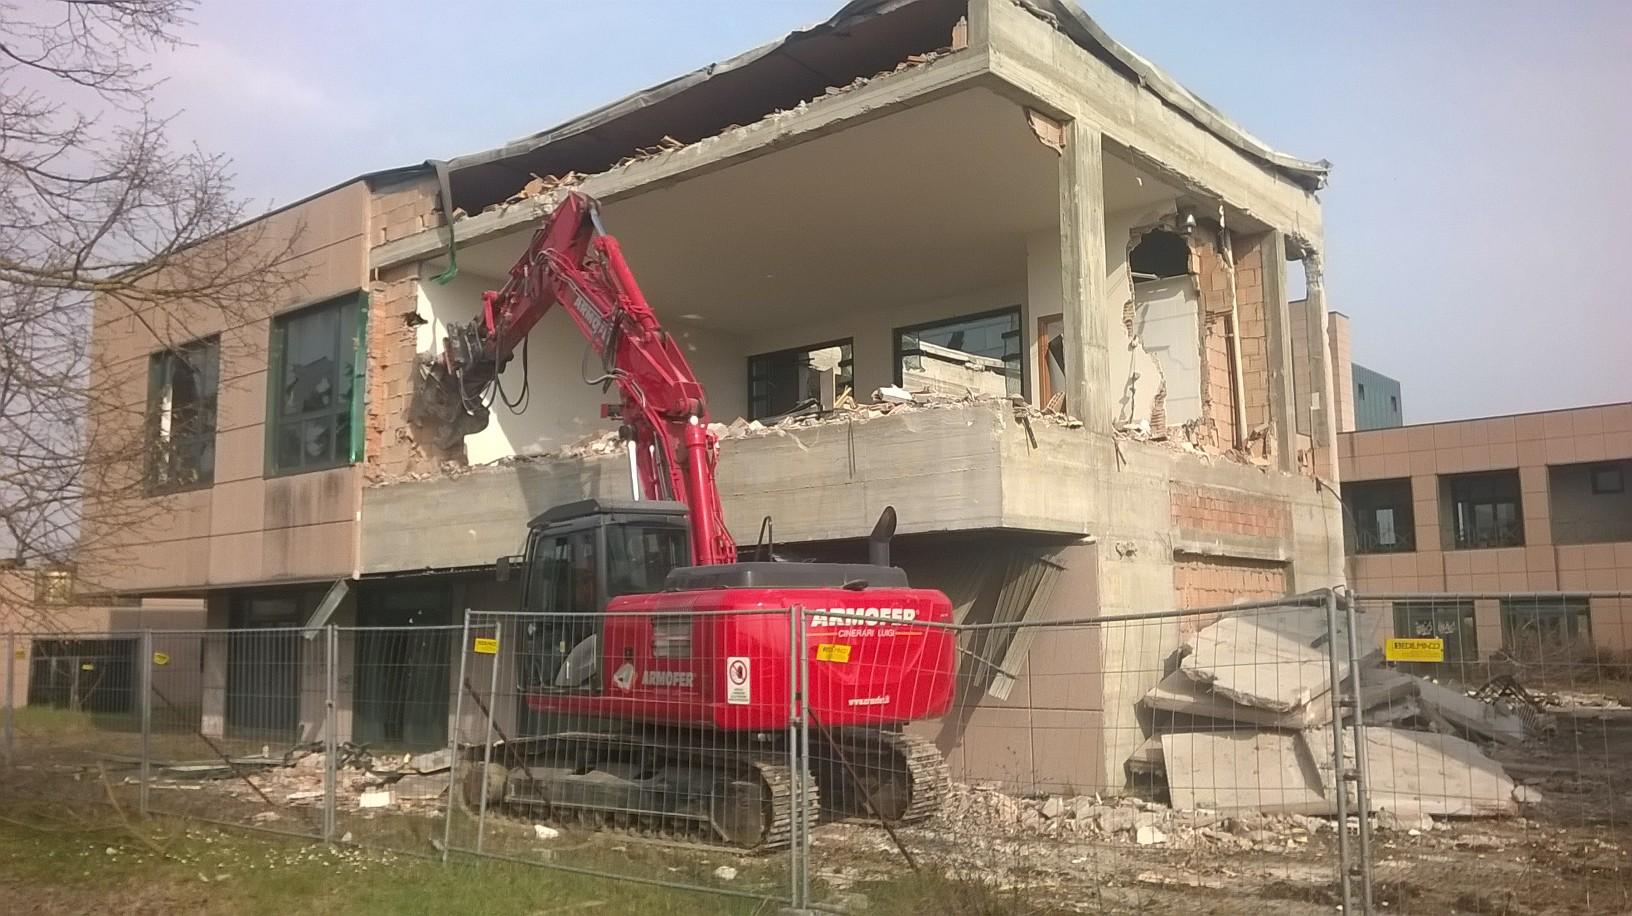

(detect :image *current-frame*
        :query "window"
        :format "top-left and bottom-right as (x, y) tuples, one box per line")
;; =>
(1037, 315), (1066, 411)
(1357, 383), (1366, 401)
(34, 567), (73, 606)
(1393, 600), (1477, 662)
(147, 336), (219, 491)
(268, 295), (362, 475)
(746, 340), (853, 420)
(1445, 470), (1524, 549)
(894, 308), (1021, 398)
(1591, 464), (1625, 495)
(1501, 598), (1591, 657)
(1389, 395), (1399, 414)
(1343, 478), (1415, 553)
(607, 526), (688, 598)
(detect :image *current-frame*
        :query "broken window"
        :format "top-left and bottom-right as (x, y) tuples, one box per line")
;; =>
(1393, 600), (1476, 662)
(1037, 315), (1066, 411)
(747, 340), (854, 420)
(1129, 229), (1190, 280)
(894, 308), (1021, 397)
(1444, 471), (1524, 550)
(1343, 478), (1415, 554)
(146, 336), (219, 492)
(269, 294), (362, 475)
(1500, 597), (1590, 657)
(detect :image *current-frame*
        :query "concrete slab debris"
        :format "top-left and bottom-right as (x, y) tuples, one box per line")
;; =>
(1363, 728), (1518, 817)
(358, 790), (393, 809)
(1160, 730), (1331, 815)
(1180, 607), (1347, 713)
(1414, 678), (1531, 745)
(1145, 670), (1332, 729)
(408, 748), (454, 775)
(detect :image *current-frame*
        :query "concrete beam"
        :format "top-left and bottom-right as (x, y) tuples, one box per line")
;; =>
(979, 0), (1322, 241)
(1059, 122), (1110, 433)
(358, 403), (1095, 574)
(1260, 230), (1299, 473)
(371, 51), (994, 272)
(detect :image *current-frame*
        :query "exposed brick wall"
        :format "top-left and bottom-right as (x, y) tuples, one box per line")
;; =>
(1193, 226), (1237, 449)
(1231, 233), (1270, 433)
(1170, 483), (1292, 539)
(1174, 555), (1291, 633)
(369, 174), (443, 247)
(364, 264), (423, 481)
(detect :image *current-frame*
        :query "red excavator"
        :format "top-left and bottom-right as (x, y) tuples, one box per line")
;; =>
(416, 191), (954, 849)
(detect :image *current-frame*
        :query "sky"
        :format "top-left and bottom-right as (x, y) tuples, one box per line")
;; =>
(149, 0), (1631, 424)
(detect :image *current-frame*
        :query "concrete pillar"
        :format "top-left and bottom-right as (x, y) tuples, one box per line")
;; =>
(1299, 247), (1340, 480)
(1260, 231), (1299, 473)
(200, 594), (229, 738)
(1058, 123), (1110, 433)
(1473, 599), (1503, 660)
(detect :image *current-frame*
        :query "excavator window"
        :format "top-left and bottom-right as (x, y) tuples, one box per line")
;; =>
(606, 526), (687, 598)
(519, 529), (600, 692)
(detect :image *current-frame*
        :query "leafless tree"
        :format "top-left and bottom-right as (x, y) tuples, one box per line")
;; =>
(0, 1), (302, 624)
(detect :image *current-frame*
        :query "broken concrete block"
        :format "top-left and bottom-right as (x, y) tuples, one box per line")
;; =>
(713, 866), (738, 881)
(1041, 796), (1064, 818)
(1180, 608), (1346, 713)
(358, 790), (393, 809)
(1143, 670), (1331, 728)
(1362, 728), (1517, 817)
(1412, 678), (1530, 745)
(392, 774), (448, 800)
(873, 385), (914, 404)
(1511, 785), (1544, 806)
(1097, 806), (1138, 834)
(408, 749), (453, 774)
(1160, 730), (1332, 815)
(533, 824), (560, 841)
(1135, 825), (1167, 845)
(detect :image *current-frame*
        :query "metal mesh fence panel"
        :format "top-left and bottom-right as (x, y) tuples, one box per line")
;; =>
(1348, 591), (1632, 915)
(800, 593), (1367, 913)
(453, 608), (799, 908)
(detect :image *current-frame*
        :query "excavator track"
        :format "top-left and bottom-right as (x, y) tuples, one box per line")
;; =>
(465, 732), (818, 852)
(814, 729), (949, 825)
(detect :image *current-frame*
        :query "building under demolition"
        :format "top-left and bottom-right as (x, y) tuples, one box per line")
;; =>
(82, 0), (1346, 791)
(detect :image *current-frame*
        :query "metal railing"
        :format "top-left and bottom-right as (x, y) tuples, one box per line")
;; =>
(0, 589), (1626, 913)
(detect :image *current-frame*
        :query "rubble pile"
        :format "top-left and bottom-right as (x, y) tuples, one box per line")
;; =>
(1134, 607), (1552, 820)
(457, 388), (1085, 473)
(149, 744), (453, 814)
(935, 783), (1337, 852)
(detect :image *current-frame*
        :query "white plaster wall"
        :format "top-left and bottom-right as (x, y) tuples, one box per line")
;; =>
(1105, 204), (1179, 427)
(1133, 276), (1202, 425)
(417, 269), (750, 464)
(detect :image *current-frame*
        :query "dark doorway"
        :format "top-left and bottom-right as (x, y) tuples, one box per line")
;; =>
(355, 586), (452, 751)
(227, 596), (302, 738)
(28, 638), (137, 721)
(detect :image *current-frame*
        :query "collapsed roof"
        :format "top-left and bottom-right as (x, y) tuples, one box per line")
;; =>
(435, 0), (1328, 214)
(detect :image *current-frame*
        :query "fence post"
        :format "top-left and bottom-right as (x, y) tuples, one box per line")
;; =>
(443, 610), (472, 864)
(4, 633), (14, 764)
(1343, 592), (1376, 914)
(139, 630), (153, 817)
(785, 605), (805, 909)
(324, 624), (338, 842)
(1323, 588), (1357, 913)
(474, 616), (501, 859)
(795, 603), (812, 910)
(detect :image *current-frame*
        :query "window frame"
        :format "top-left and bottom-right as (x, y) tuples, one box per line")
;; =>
(265, 292), (368, 477)
(745, 337), (854, 421)
(1446, 470), (1525, 550)
(145, 334), (220, 494)
(1036, 314), (1066, 410)
(1590, 464), (1625, 495)
(891, 305), (1024, 398)
(1344, 478), (1416, 554)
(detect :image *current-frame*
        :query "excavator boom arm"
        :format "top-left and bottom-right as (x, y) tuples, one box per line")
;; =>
(421, 191), (735, 566)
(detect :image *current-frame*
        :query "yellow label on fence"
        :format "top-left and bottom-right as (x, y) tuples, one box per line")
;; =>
(152, 652), (170, 667)
(80, 663), (95, 671)
(816, 643), (852, 663)
(12, 649), (23, 660)
(1384, 637), (1444, 663)
(473, 637), (499, 655)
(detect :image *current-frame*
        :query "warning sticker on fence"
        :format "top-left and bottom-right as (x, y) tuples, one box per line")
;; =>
(472, 637), (499, 655)
(80, 663), (95, 671)
(152, 652), (170, 667)
(816, 643), (852, 663)
(725, 656), (751, 705)
(1384, 637), (1444, 663)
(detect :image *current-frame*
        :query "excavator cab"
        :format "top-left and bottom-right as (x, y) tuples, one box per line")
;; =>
(511, 498), (690, 693)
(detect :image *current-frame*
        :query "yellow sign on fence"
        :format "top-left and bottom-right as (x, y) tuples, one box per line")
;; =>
(152, 652), (170, 667)
(815, 643), (852, 663)
(1384, 637), (1445, 663)
(472, 637), (499, 655)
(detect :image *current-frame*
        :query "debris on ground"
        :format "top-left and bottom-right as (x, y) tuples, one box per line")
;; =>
(122, 742), (453, 814)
